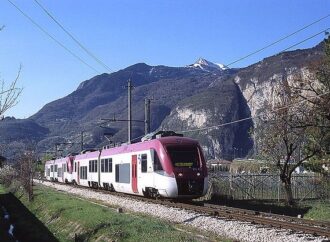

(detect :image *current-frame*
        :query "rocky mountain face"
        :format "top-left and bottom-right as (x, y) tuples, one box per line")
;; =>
(0, 42), (325, 160)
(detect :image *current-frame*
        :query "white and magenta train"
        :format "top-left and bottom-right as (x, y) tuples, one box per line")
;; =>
(44, 132), (208, 199)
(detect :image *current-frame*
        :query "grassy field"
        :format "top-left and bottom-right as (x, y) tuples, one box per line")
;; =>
(1, 184), (229, 241)
(303, 200), (330, 222)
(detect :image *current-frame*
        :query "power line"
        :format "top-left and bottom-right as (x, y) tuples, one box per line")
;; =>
(6, 0), (101, 74)
(278, 28), (329, 54)
(33, 0), (112, 73)
(225, 14), (330, 67)
(177, 91), (330, 134)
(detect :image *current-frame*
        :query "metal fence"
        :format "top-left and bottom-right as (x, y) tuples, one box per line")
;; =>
(209, 172), (330, 201)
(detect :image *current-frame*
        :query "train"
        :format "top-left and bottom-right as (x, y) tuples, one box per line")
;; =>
(44, 131), (208, 199)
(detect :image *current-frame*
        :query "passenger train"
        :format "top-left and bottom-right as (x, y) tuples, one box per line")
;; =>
(44, 131), (208, 198)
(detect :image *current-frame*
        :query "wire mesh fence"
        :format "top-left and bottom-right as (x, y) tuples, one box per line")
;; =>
(209, 172), (330, 201)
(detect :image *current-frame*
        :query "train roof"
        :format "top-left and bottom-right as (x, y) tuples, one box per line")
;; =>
(45, 160), (54, 165)
(45, 136), (199, 162)
(100, 136), (198, 157)
(45, 156), (71, 165)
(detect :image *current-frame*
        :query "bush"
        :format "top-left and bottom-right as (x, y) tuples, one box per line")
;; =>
(0, 165), (17, 187)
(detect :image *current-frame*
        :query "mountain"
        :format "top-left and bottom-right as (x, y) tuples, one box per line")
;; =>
(0, 42), (326, 161)
(188, 58), (227, 73)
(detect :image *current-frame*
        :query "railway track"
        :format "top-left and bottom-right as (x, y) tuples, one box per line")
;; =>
(136, 197), (330, 238)
(39, 180), (330, 239)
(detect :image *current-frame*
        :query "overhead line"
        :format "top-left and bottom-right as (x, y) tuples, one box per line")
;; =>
(33, 0), (112, 73)
(278, 28), (329, 54)
(225, 14), (330, 67)
(177, 91), (330, 134)
(7, 0), (101, 74)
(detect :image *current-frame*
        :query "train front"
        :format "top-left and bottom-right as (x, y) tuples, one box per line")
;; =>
(157, 136), (208, 199)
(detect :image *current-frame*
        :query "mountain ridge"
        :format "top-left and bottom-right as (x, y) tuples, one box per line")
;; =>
(0, 41), (326, 160)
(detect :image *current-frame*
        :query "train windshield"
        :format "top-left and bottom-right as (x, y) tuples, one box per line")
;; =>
(166, 146), (200, 168)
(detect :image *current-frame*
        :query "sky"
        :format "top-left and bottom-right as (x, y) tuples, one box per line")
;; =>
(1, 0), (329, 118)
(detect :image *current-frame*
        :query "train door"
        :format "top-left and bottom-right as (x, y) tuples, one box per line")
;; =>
(131, 155), (138, 193)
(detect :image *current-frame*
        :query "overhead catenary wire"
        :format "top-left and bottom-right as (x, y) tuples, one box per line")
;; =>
(33, 0), (112, 73)
(176, 91), (330, 134)
(278, 28), (330, 54)
(225, 14), (330, 67)
(6, 0), (101, 74)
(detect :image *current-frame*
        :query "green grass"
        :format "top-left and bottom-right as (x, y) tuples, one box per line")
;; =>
(15, 184), (228, 242)
(303, 200), (330, 222)
(0, 184), (6, 194)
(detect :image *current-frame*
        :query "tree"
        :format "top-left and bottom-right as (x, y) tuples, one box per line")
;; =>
(256, 37), (330, 205)
(0, 65), (23, 118)
(18, 149), (37, 201)
(0, 26), (23, 118)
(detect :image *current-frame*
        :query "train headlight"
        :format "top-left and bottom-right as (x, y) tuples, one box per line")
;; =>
(178, 173), (183, 177)
(197, 172), (200, 176)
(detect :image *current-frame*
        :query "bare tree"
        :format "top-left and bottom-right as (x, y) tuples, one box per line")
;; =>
(291, 36), (330, 124)
(0, 65), (23, 118)
(0, 26), (23, 118)
(256, 37), (330, 205)
(18, 149), (37, 201)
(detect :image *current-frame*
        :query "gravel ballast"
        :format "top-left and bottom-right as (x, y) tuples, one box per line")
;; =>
(38, 181), (327, 242)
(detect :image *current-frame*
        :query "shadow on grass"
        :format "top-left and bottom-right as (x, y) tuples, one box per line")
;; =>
(0, 192), (58, 242)
(209, 195), (312, 217)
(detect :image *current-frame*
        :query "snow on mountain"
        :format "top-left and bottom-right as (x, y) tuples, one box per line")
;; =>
(188, 58), (228, 72)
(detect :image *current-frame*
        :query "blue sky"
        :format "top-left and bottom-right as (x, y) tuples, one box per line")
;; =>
(1, 0), (329, 118)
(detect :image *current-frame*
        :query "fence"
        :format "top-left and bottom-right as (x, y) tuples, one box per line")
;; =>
(209, 172), (330, 201)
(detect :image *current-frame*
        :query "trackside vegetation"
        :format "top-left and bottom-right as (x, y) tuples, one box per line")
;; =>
(303, 200), (330, 222)
(0, 184), (229, 241)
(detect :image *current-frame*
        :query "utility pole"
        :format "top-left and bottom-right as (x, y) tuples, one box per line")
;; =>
(127, 79), (133, 143)
(101, 80), (152, 143)
(144, 98), (151, 135)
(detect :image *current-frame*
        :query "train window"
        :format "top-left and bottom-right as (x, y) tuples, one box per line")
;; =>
(166, 146), (199, 168)
(109, 159), (113, 172)
(141, 154), (147, 173)
(54, 165), (58, 172)
(115, 164), (119, 182)
(115, 163), (130, 183)
(101, 159), (105, 172)
(105, 159), (109, 172)
(89, 160), (97, 173)
(47, 168), (50, 176)
(51, 165), (53, 172)
(101, 159), (112, 173)
(74, 162), (77, 172)
(152, 150), (163, 171)
(58, 168), (62, 177)
(80, 166), (87, 179)
(94, 160), (97, 172)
